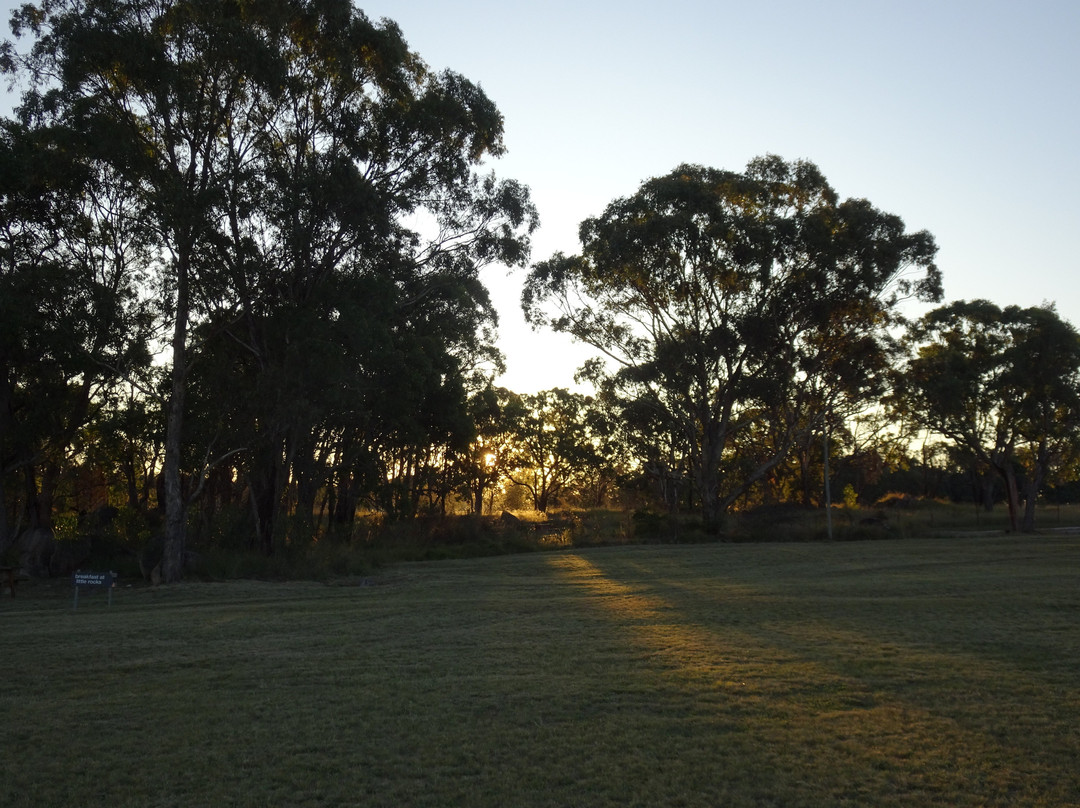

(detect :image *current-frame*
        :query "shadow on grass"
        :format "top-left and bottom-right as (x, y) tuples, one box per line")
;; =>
(547, 545), (1080, 806)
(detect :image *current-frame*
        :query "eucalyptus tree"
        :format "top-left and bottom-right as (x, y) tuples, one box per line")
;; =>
(506, 388), (604, 514)
(0, 116), (153, 556)
(206, 6), (534, 549)
(6, 0), (535, 573)
(4, 0), (286, 578)
(524, 156), (941, 532)
(895, 300), (1080, 531)
(457, 386), (527, 514)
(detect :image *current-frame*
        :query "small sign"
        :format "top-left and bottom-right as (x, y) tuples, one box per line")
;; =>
(73, 572), (112, 587)
(72, 570), (116, 608)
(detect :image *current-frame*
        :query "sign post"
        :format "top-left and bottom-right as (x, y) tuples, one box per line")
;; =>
(72, 571), (116, 609)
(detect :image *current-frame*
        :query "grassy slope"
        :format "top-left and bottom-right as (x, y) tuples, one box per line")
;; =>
(2, 536), (1079, 807)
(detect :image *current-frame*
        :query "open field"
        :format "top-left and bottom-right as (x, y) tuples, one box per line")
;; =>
(3, 535), (1080, 807)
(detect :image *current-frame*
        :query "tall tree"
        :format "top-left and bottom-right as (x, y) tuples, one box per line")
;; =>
(895, 300), (1080, 532)
(6, 0), (287, 579)
(524, 157), (941, 532)
(6, 0), (535, 574)
(0, 115), (152, 557)
(203, 5), (534, 550)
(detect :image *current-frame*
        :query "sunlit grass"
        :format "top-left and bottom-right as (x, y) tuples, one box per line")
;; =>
(3, 536), (1079, 806)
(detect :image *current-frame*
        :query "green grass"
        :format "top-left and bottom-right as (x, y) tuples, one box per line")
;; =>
(3, 535), (1080, 806)
(727, 499), (1080, 543)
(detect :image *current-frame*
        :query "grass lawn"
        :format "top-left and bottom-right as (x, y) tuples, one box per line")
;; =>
(2, 535), (1079, 807)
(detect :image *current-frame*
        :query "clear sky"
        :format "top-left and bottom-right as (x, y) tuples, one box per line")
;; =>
(357, 0), (1080, 393)
(4, 1), (1078, 394)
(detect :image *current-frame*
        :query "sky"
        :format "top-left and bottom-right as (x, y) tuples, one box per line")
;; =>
(3, 0), (1078, 394)
(355, 0), (1080, 393)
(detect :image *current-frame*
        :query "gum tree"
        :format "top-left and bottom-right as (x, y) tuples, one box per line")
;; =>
(6, 0), (286, 578)
(0, 117), (152, 560)
(895, 300), (1080, 532)
(524, 157), (941, 532)
(6, 0), (535, 574)
(506, 388), (603, 514)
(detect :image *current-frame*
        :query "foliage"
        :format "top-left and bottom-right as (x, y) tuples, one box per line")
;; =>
(0, 114), (153, 553)
(456, 385), (526, 514)
(524, 156), (941, 532)
(5, 7), (1080, 573)
(894, 300), (1080, 531)
(505, 387), (614, 512)
(1, 0), (536, 577)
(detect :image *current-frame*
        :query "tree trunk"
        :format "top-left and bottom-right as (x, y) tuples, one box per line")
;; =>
(1021, 478), (1040, 533)
(25, 461), (60, 532)
(161, 254), (190, 584)
(123, 454), (140, 511)
(701, 492), (725, 535)
(332, 470), (358, 528)
(472, 478), (485, 516)
(248, 441), (288, 556)
(977, 470), (995, 512)
(293, 448), (320, 541)
(321, 484), (336, 535)
(1000, 464), (1021, 533)
(696, 459), (724, 534)
(21, 462), (62, 577)
(695, 416), (730, 535)
(248, 472), (276, 556)
(535, 486), (549, 514)
(0, 473), (9, 555)
(0, 368), (12, 551)
(797, 444), (814, 507)
(1021, 445), (1049, 533)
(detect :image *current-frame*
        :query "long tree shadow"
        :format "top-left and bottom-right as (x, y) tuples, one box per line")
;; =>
(547, 550), (1080, 807)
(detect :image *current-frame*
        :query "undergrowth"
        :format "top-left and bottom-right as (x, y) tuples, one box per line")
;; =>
(52, 499), (1080, 583)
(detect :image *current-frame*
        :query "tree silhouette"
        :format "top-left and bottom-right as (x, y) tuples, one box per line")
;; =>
(524, 156), (940, 532)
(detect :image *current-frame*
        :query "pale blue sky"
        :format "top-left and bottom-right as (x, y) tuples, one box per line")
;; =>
(4, 1), (1078, 393)
(358, 0), (1079, 393)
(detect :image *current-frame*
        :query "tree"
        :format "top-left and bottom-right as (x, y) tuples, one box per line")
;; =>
(506, 388), (603, 513)
(524, 156), (941, 532)
(459, 385), (526, 515)
(203, 6), (535, 549)
(895, 300), (1080, 532)
(6, 0), (288, 578)
(0, 116), (152, 560)
(6, 0), (536, 574)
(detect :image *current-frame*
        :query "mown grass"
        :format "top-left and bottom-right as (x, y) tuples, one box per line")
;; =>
(3, 535), (1080, 806)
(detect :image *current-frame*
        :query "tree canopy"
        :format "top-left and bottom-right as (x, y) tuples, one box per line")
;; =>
(894, 300), (1080, 532)
(524, 156), (942, 531)
(1, 0), (536, 577)
(3, 7), (1080, 576)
